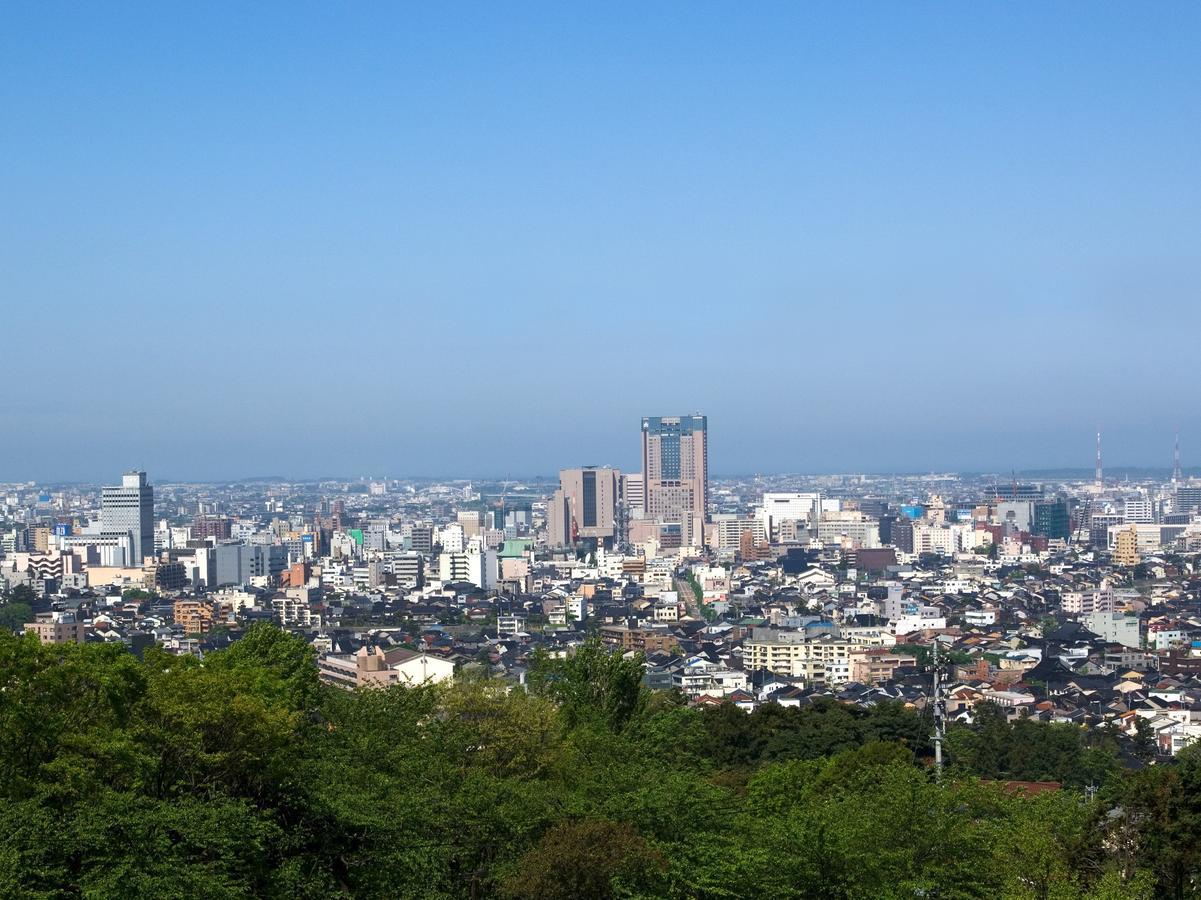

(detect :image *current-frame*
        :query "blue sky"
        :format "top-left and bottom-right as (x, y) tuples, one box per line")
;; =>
(2, 3), (1199, 480)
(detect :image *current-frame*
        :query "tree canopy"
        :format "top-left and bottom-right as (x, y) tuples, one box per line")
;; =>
(0, 624), (1185, 898)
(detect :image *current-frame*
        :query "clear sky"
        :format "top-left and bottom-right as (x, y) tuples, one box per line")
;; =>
(2, 3), (1199, 481)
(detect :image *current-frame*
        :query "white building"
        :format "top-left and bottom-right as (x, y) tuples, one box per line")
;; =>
(910, 522), (977, 556)
(100, 471), (155, 563)
(1061, 582), (1115, 615)
(815, 513), (880, 549)
(758, 493), (840, 540)
(272, 594), (320, 627)
(466, 538), (498, 591)
(1080, 612), (1140, 649)
(672, 656), (749, 698)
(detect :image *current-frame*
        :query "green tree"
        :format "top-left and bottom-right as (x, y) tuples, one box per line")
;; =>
(527, 639), (647, 732)
(0, 601), (33, 633)
(500, 819), (666, 899)
(1131, 717), (1157, 763)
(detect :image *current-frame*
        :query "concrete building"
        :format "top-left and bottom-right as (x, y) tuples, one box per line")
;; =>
(642, 415), (707, 545)
(849, 647), (918, 684)
(407, 523), (434, 554)
(599, 625), (679, 653)
(319, 646), (455, 689)
(997, 501), (1034, 533)
(272, 593), (320, 627)
(100, 471), (154, 563)
(388, 551), (424, 588)
(25, 612), (86, 645)
(1175, 486), (1201, 515)
(466, 538), (497, 590)
(743, 630), (856, 684)
(1061, 582), (1115, 616)
(1113, 525), (1140, 566)
(457, 510), (484, 539)
(1080, 612), (1140, 649)
(758, 492), (841, 540)
(547, 467), (621, 547)
(214, 541), (288, 587)
(713, 515), (767, 552)
(672, 656), (749, 698)
(173, 599), (215, 635)
(815, 512), (880, 548)
(438, 551), (471, 583)
(1123, 498), (1155, 525)
(622, 473), (645, 517)
(909, 522), (977, 556)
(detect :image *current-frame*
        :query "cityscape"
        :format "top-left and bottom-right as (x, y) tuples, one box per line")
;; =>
(8, 417), (1201, 716)
(6, 420), (1201, 893)
(6, 2), (1201, 897)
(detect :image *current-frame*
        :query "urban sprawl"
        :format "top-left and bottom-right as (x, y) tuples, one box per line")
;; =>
(5, 417), (1201, 759)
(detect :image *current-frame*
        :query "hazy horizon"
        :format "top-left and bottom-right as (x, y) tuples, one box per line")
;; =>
(11, 461), (1200, 488)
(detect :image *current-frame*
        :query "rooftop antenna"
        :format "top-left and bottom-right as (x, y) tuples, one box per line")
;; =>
(1095, 431), (1103, 488)
(1174, 430), (1182, 485)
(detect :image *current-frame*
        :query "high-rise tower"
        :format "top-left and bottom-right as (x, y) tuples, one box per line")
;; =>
(101, 471), (155, 563)
(1095, 432), (1103, 487)
(642, 415), (708, 544)
(1174, 431), (1182, 484)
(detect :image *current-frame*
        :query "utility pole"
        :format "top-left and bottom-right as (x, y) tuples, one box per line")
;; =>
(931, 639), (946, 782)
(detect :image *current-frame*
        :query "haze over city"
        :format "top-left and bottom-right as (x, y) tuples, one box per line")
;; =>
(10, 4), (1201, 897)
(4, 3), (1200, 480)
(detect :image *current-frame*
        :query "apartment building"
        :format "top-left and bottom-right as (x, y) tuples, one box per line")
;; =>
(742, 631), (856, 684)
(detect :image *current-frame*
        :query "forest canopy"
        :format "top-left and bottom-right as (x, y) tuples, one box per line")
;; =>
(0, 625), (1191, 898)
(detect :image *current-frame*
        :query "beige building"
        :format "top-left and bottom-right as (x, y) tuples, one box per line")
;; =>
(642, 415), (707, 545)
(546, 466), (621, 547)
(25, 613), (86, 645)
(318, 646), (456, 689)
(1113, 526), (1140, 566)
(84, 565), (148, 589)
(713, 515), (766, 552)
(743, 632), (855, 684)
(622, 473), (645, 516)
(849, 648), (917, 684)
(1061, 581), (1115, 615)
(457, 510), (484, 539)
(173, 599), (214, 635)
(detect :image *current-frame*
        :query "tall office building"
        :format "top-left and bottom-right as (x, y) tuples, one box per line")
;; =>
(642, 415), (708, 544)
(547, 466), (621, 547)
(1176, 486), (1201, 516)
(1032, 498), (1070, 541)
(101, 471), (155, 563)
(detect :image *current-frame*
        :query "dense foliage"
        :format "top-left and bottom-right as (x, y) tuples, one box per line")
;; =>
(0, 626), (1193, 898)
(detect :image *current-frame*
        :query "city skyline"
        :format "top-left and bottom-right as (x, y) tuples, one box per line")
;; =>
(6, 4), (1201, 895)
(1, 424), (1198, 484)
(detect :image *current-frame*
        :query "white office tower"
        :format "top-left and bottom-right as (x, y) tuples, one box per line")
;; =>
(101, 471), (154, 563)
(466, 536), (498, 591)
